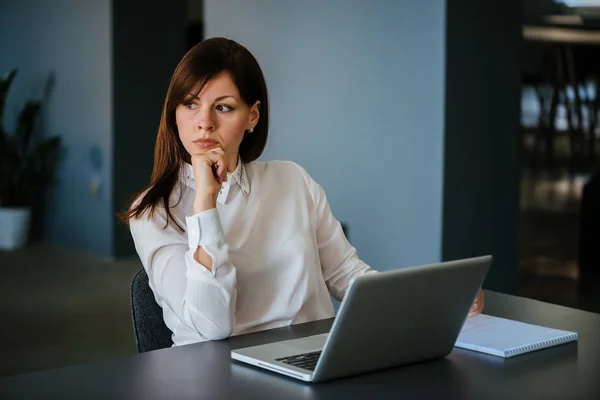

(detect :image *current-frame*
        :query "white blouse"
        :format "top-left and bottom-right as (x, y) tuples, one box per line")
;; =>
(130, 159), (375, 346)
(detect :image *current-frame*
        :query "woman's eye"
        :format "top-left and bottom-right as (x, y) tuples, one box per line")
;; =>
(216, 104), (233, 112)
(184, 102), (197, 110)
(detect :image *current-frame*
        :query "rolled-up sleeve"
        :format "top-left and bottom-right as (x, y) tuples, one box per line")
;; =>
(130, 207), (237, 341)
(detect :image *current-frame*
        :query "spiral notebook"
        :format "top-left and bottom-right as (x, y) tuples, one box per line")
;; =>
(455, 314), (578, 358)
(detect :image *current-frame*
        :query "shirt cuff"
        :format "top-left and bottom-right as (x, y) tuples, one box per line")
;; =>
(185, 208), (224, 250)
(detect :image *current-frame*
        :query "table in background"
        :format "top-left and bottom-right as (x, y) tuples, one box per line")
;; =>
(524, 25), (600, 44)
(1, 291), (600, 399)
(523, 25), (600, 164)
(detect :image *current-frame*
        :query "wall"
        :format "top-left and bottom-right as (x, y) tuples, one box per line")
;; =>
(187, 0), (204, 22)
(442, 0), (522, 293)
(111, 0), (188, 258)
(204, 0), (447, 271)
(0, 0), (114, 256)
(0, 0), (188, 258)
(1, 0), (522, 287)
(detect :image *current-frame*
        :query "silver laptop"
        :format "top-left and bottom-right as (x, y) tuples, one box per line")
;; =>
(231, 256), (492, 383)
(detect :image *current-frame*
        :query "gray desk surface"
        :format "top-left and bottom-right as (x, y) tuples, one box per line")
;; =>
(1, 291), (600, 399)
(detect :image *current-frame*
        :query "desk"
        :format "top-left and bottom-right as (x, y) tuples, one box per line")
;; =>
(1, 291), (600, 399)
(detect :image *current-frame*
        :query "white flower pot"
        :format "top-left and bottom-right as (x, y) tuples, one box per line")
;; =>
(0, 207), (31, 250)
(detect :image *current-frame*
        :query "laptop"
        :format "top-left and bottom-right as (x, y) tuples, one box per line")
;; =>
(231, 255), (492, 383)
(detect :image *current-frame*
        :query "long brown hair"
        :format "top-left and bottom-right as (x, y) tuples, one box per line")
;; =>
(120, 37), (270, 231)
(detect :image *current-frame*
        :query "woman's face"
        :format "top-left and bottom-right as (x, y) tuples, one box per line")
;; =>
(175, 71), (259, 168)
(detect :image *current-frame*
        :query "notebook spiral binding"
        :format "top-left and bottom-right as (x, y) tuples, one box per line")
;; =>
(505, 332), (579, 357)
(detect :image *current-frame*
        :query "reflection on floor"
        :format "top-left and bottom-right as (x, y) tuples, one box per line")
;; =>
(0, 245), (141, 377)
(518, 131), (600, 314)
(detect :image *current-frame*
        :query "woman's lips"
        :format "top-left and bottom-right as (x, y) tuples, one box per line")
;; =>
(192, 139), (219, 149)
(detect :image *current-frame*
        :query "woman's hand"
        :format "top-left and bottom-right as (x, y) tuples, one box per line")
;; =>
(191, 148), (228, 214)
(468, 288), (485, 318)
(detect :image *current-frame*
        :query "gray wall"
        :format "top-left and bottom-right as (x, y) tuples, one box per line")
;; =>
(0, 0), (522, 287)
(442, 0), (521, 294)
(204, 0), (447, 271)
(205, 0), (522, 292)
(0, 0), (114, 256)
(1, 0), (188, 258)
(112, 0), (188, 258)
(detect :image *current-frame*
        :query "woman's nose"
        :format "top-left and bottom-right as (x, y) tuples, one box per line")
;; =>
(195, 106), (215, 131)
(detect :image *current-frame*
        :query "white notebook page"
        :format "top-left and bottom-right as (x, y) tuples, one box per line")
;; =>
(455, 314), (578, 358)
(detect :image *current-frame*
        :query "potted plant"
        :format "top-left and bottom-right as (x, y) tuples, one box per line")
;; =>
(0, 69), (61, 250)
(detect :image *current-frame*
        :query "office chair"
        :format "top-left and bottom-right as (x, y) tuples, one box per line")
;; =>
(130, 268), (173, 352)
(580, 172), (600, 287)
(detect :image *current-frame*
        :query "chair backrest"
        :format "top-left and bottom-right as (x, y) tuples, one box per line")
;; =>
(580, 172), (600, 285)
(130, 269), (173, 352)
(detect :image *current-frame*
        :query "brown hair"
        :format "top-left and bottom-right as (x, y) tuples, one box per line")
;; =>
(120, 37), (269, 231)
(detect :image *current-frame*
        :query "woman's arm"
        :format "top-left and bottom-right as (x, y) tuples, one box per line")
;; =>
(130, 208), (237, 341)
(315, 194), (376, 301)
(298, 165), (376, 301)
(297, 163), (485, 314)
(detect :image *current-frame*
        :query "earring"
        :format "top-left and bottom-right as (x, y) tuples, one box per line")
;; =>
(247, 127), (254, 133)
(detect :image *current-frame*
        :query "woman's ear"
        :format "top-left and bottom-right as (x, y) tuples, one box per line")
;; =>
(248, 100), (261, 128)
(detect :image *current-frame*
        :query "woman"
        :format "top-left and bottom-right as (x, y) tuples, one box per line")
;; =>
(123, 37), (484, 346)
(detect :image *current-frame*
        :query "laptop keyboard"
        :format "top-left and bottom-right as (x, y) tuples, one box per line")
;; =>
(275, 350), (322, 371)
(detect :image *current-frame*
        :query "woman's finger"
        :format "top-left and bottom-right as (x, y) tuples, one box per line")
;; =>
(476, 289), (484, 312)
(467, 291), (483, 318)
(207, 149), (227, 184)
(216, 155), (227, 183)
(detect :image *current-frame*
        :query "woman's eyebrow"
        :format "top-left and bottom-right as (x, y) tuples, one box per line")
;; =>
(214, 95), (237, 101)
(188, 93), (238, 102)
(186, 94), (237, 102)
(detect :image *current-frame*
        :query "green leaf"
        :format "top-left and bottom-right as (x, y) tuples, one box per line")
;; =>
(0, 69), (18, 133)
(15, 101), (41, 156)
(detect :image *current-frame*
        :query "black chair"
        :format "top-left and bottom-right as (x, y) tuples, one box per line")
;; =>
(130, 268), (173, 352)
(580, 172), (600, 281)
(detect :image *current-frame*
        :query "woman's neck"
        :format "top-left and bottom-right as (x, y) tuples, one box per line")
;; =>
(227, 153), (239, 173)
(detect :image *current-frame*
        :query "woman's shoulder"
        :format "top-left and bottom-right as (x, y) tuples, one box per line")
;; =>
(247, 160), (323, 202)
(248, 159), (314, 184)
